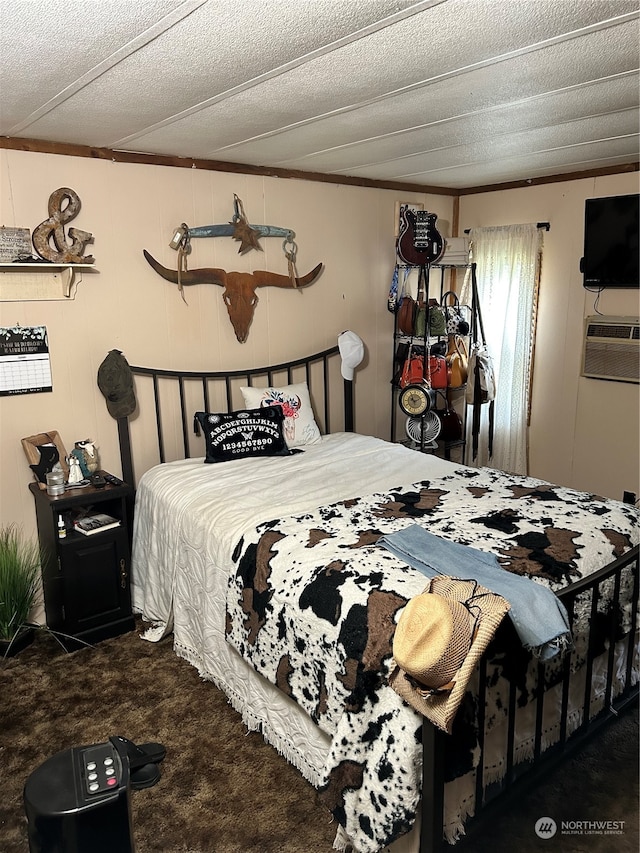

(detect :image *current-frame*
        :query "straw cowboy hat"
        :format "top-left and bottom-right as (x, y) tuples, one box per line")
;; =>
(389, 576), (510, 734)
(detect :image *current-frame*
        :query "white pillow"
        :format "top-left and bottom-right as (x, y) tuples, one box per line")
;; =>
(240, 382), (321, 448)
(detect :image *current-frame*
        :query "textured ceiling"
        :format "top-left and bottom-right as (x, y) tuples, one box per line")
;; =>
(1, 0), (638, 190)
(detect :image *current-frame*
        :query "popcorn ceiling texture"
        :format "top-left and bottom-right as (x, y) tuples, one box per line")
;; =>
(0, 0), (637, 189)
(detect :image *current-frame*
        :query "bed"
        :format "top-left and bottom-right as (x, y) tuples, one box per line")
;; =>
(116, 343), (639, 853)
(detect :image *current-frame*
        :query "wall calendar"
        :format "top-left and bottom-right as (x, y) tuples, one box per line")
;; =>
(0, 325), (52, 396)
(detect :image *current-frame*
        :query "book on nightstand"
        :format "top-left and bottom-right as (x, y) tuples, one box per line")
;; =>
(73, 513), (121, 536)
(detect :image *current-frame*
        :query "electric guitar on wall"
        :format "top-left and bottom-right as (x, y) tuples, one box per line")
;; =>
(396, 207), (446, 266)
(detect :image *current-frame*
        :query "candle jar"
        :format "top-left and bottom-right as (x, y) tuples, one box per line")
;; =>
(45, 471), (65, 496)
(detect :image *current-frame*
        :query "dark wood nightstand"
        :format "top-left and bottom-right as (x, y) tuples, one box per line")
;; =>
(29, 473), (135, 650)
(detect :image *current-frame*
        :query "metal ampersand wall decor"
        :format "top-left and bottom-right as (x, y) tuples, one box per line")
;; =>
(32, 187), (95, 264)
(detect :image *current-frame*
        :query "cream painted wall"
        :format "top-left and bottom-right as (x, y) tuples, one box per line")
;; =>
(459, 172), (640, 501)
(1, 148), (453, 541)
(1, 149), (637, 558)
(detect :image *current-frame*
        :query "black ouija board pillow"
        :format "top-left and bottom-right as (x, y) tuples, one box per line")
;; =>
(194, 406), (292, 464)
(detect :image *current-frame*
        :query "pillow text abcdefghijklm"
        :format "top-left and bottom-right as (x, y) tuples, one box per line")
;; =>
(194, 406), (292, 463)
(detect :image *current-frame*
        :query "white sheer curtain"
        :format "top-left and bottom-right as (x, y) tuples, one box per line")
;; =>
(461, 223), (542, 475)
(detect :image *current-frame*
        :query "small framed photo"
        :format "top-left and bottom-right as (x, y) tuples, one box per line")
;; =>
(394, 201), (424, 238)
(22, 430), (69, 488)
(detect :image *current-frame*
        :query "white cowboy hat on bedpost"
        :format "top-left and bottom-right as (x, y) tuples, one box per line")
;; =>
(389, 576), (510, 734)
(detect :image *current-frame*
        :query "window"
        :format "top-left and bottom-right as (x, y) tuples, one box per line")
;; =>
(461, 224), (543, 474)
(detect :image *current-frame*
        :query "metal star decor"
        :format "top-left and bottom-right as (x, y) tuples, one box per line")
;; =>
(230, 218), (263, 254)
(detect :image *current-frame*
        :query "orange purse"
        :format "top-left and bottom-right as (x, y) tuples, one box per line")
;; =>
(399, 354), (424, 388)
(427, 355), (448, 389)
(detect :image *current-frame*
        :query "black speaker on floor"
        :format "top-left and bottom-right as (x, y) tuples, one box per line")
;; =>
(24, 739), (134, 853)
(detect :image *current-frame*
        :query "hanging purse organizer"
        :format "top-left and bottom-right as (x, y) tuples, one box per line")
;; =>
(391, 259), (479, 457)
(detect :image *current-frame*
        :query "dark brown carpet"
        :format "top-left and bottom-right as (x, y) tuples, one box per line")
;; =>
(1, 624), (637, 853)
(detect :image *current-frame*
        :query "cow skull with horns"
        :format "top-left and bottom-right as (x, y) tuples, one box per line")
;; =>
(143, 250), (323, 343)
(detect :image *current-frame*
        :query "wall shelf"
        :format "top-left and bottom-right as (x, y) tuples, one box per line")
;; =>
(0, 263), (98, 301)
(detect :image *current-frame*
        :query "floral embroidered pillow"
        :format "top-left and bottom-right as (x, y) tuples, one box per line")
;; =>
(240, 382), (321, 449)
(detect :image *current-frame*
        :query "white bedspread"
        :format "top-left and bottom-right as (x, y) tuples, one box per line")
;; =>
(131, 433), (455, 633)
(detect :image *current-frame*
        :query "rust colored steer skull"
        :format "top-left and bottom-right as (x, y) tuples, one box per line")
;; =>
(144, 250), (323, 343)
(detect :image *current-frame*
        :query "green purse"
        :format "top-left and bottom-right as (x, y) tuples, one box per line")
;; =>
(429, 303), (447, 336)
(414, 305), (427, 337)
(413, 301), (446, 337)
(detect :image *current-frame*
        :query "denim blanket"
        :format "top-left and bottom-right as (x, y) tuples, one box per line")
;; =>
(378, 525), (572, 660)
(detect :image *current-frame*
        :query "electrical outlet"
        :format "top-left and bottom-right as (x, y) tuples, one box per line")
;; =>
(622, 491), (636, 505)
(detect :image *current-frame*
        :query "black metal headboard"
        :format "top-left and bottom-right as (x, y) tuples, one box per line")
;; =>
(116, 345), (353, 487)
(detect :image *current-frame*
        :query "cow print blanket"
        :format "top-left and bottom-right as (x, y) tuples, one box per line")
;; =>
(226, 466), (639, 853)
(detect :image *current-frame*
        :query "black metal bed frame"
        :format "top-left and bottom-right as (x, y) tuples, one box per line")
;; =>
(114, 346), (638, 852)
(115, 345), (353, 487)
(422, 543), (639, 851)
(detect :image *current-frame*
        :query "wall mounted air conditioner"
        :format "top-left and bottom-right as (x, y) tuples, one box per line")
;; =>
(581, 316), (639, 383)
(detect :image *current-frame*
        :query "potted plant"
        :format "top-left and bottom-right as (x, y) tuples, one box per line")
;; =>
(0, 524), (42, 658)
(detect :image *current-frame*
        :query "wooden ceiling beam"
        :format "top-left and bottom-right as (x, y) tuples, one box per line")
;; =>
(1, 136), (637, 197)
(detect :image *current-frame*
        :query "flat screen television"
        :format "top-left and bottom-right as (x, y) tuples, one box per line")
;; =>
(581, 194), (639, 288)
